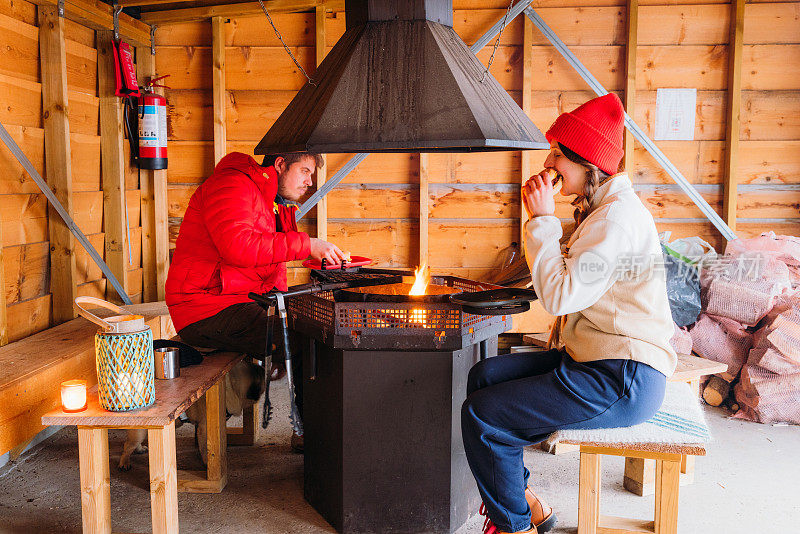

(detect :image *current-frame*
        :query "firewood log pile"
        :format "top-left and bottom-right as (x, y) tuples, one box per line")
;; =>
(686, 233), (800, 424)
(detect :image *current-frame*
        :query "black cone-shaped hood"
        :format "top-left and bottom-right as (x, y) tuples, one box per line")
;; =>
(255, 1), (548, 154)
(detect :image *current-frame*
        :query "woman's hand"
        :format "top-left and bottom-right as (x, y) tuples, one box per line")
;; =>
(522, 170), (557, 218)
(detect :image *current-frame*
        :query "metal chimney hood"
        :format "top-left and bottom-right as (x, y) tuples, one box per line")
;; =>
(254, 0), (548, 154)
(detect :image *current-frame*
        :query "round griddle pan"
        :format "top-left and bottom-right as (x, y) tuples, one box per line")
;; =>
(449, 288), (538, 315)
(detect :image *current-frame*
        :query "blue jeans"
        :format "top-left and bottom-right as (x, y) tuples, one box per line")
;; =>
(461, 350), (666, 532)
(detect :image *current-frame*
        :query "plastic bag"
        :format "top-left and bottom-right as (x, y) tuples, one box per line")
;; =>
(662, 234), (717, 266)
(662, 244), (702, 326)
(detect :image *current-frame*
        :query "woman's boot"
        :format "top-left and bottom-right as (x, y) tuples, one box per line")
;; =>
(525, 487), (557, 533)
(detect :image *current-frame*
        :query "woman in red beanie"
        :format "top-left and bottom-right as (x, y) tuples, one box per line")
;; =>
(461, 93), (677, 534)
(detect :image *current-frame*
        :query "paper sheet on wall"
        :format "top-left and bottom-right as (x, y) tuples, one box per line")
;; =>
(655, 88), (697, 141)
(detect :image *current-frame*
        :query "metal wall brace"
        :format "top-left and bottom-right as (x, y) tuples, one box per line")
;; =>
(0, 121), (132, 304)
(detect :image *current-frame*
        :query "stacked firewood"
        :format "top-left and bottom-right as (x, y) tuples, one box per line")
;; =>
(687, 233), (800, 424)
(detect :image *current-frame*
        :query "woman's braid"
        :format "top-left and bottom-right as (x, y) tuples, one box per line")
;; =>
(571, 165), (603, 228)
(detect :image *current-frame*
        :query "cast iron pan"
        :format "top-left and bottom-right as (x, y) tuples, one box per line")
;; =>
(449, 288), (538, 316)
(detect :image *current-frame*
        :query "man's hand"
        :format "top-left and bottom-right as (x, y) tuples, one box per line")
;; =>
(522, 170), (557, 219)
(309, 238), (347, 265)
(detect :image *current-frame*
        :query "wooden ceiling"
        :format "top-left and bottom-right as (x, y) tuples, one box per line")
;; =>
(118, 0), (344, 25)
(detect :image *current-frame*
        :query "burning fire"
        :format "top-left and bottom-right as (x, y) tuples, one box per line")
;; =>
(409, 263), (430, 295)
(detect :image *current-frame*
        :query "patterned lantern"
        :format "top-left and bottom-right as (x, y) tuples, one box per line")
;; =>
(75, 297), (155, 411)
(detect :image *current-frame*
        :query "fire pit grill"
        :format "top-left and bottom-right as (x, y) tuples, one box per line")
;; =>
(287, 268), (511, 350)
(287, 267), (514, 533)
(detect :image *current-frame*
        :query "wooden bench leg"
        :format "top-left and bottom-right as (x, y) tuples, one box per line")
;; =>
(578, 452), (601, 534)
(148, 422), (179, 534)
(227, 402), (259, 446)
(206, 380), (227, 489)
(178, 380), (227, 493)
(625, 454), (696, 496)
(654, 459), (681, 534)
(624, 457), (655, 496)
(77, 427), (111, 534)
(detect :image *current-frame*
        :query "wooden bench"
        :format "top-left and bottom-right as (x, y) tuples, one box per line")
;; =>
(42, 350), (252, 534)
(521, 334), (726, 496)
(0, 302), (174, 461)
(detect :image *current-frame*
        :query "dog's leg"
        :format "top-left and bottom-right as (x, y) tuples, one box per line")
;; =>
(187, 399), (209, 466)
(119, 428), (147, 471)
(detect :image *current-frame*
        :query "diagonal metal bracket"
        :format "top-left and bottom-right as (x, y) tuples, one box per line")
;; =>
(0, 121), (132, 304)
(524, 7), (737, 242)
(296, 0), (536, 221)
(296, 154), (367, 220)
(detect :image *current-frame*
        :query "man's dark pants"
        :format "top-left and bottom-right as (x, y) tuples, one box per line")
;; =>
(178, 302), (303, 416)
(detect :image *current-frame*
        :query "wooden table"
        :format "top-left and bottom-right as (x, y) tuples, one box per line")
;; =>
(42, 351), (245, 534)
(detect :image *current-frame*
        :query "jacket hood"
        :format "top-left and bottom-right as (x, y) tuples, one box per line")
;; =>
(214, 152), (278, 201)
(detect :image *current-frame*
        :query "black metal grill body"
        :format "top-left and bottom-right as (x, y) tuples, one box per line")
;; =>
(289, 271), (511, 533)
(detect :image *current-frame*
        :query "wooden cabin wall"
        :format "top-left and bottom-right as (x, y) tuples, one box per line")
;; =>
(156, 0), (800, 287)
(0, 0), (144, 343)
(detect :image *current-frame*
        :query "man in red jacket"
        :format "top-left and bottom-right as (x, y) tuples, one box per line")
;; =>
(166, 151), (345, 450)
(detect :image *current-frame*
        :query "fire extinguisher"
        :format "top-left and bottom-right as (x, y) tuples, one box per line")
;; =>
(137, 75), (169, 170)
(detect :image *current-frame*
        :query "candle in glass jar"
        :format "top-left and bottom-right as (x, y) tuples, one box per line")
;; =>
(61, 380), (87, 412)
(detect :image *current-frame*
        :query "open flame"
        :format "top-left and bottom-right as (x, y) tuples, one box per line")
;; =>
(409, 263), (430, 295)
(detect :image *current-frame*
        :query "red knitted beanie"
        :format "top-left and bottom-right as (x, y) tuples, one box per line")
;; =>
(545, 93), (625, 175)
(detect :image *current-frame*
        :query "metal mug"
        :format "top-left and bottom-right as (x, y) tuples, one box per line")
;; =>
(154, 347), (180, 379)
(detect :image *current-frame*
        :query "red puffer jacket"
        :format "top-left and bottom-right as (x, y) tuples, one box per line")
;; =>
(165, 152), (310, 332)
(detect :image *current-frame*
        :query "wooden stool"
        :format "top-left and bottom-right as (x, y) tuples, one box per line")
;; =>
(523, 339), (726, 496)
(576, 442), (706, 534)
(547, 382), (711, 534)
(623, 354), (725, 496)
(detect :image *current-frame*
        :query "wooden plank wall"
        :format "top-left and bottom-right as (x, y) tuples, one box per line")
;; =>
(156, 0), (800, 287)
(0, 0), (144, 343)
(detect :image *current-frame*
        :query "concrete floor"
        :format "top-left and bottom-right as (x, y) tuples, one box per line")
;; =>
(2, 379), (799, 534)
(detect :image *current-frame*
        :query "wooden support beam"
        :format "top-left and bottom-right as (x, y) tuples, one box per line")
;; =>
(723, 0), (745, 232)
(315, 4), (327, 241)
(0, 217), (6, 345)
(98, 31), (131, 304)
(137, 47), (157, 302)
(623, 0), (638, 170)
(120, 0), (198, 6)
(419, 153), (429, 266)
(520, 15), (533, 246)
(39, 5), (79, 324)
(29, 0), (151, 47)
(141, 0), (342, 24)
(212, 16), (227, 166)
(135, 45), (170, 301)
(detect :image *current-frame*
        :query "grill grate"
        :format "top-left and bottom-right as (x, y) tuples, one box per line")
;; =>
(288, 270), (509, 350)
(310, 268), (402, 285)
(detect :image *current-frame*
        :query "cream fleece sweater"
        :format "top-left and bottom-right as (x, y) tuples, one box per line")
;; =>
(524, 173), (677, 378)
